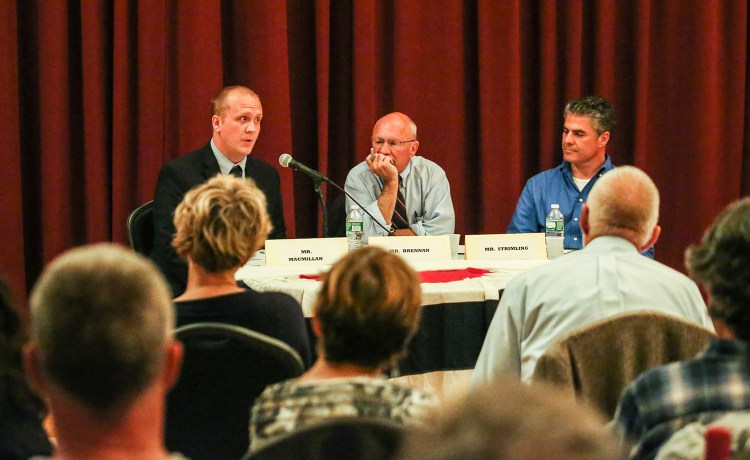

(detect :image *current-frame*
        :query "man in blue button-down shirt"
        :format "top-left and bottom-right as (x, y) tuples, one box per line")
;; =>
(507, 96), (654, 258)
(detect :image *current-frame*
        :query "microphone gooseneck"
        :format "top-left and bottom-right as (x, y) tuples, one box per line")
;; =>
(278, 153), (394, 236)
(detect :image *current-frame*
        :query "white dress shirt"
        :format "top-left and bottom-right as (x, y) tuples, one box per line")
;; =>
(472, 236), (714, 384)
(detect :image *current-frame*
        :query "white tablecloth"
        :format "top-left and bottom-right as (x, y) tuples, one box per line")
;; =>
(235, 259), (548, 317)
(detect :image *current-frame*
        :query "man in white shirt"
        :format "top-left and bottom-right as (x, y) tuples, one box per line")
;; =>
(472, 166), (713, 384)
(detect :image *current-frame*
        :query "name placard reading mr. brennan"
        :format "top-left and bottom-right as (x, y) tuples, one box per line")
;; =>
(464, 233), (547, 260)
(367, 235), (451, 261)
(265, 237), (348, 266)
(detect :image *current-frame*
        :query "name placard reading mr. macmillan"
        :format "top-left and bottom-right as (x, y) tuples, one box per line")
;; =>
(367, 235), (451, 261)
(464, 233), (547, 260)
(265, 237), (348, 266)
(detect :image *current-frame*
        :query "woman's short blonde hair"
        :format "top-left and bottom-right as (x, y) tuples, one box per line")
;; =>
(313, 246), (422, 369)
(172, 175), (272, 272)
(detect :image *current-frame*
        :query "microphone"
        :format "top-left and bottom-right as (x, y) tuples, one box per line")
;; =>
(279, 153), (394, 236)
(279, 153), (332, 184)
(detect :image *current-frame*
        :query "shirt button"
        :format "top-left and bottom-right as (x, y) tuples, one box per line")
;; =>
(574, 218), (578, 221)
(578, 198), (583, 202)
(574, 237), (578, 241)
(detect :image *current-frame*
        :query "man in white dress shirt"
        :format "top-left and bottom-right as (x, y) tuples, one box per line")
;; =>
(472, 166), (713, 384)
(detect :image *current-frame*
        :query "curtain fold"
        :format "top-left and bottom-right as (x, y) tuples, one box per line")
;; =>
(1, 0), (748, 305)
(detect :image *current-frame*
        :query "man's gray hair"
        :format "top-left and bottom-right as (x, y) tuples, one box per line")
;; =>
(399, 377), (626, 460)
(586, 166), (659, 248)
(29, 243), (174, 415)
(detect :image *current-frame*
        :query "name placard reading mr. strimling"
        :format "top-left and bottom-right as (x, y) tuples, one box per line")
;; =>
(367, 235), (451, 261)
(265, 237), (348, 266)
(464, 233), (547, 260)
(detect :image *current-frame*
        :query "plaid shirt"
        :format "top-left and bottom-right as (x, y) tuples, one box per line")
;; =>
(613, 339), (750, 459)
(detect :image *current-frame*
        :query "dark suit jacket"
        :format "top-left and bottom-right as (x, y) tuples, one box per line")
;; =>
(151, 143), (286, 296)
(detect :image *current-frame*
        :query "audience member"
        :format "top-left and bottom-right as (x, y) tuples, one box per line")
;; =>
(0, 278), (52, 459)
(345, 112), (454, 239)
(172, 174), (311, 366)
(399, 377), (626, 460)
(24, 244), (185, 460)
(507, 95), (654, 257)
(152, 85), (286, 296)
(472, 166), (713, 384)
(613, 197), (750, 460)
(249, 247), (438, 452)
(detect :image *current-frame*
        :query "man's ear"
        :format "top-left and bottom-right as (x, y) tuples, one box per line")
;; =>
(580, 204), (591, 242)
(640, 224), (661, 252)
(598, 131), (610, 147)
(162, 340), (184, 390)
(23, 344), (47, 396)
(311, 316), (323, 338)
(409, 141), (419, 158)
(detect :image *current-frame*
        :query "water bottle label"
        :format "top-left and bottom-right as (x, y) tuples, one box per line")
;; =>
(347, 221), (363, 232)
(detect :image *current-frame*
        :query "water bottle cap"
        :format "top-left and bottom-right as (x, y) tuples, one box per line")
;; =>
(551, 204), (560, 209)
(350, 204), (360, 210)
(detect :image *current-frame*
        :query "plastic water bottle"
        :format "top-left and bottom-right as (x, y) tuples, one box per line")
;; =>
(346, 205), (364, 251)
(545, 204), (564, 259)
(545, 204), (564, 237)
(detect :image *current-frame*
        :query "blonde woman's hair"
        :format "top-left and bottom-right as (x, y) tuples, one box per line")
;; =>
(172, 174), (272, 272)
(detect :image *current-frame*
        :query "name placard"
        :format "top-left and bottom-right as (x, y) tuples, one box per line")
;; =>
(464, 233), (547, 260)
(367, 235), (451, 261)
(265, 238), (348, 266)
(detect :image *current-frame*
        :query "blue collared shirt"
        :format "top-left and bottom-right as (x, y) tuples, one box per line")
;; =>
(507, 157), (654, 258)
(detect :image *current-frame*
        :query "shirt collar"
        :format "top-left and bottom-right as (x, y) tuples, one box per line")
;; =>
(560, 154), (613, 177)
(210, 139), (247, 176)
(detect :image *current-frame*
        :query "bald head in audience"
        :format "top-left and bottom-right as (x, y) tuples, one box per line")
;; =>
(581, 165), (661, 251)
(399, 378), (626, 460)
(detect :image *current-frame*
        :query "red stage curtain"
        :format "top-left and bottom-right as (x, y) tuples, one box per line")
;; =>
(1, 0), (747, 306)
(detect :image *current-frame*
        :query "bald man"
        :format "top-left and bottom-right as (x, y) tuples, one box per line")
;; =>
(472, 166), (713, 384)
(344, 112), (455, 239)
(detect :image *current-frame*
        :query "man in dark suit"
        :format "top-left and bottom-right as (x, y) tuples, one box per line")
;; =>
(151, 85), (286, 296)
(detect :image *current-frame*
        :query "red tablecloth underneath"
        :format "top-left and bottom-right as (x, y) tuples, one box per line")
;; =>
(299, 267), (490, 284)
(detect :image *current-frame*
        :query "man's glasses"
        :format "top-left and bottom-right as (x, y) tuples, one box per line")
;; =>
(372, 138), (417, 148)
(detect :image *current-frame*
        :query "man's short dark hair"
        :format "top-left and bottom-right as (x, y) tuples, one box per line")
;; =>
(29, 244), (174, 415)
(686, 197), (750, 341)
(564, 96), (616, 136)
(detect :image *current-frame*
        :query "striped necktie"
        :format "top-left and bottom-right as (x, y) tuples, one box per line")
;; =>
(229, 165), (243, 178)
(392, 176), (409, 230)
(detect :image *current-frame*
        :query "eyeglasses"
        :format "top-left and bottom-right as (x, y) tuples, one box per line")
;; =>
(372, 138), (417, 148)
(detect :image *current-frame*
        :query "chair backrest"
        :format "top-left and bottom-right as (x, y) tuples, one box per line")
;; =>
(165, 322), (305, 460)
(531, 311), (716, 418)
(126, 200), (155, 255)
(327, 195), (347, 238)
(244, 417), (404, 460)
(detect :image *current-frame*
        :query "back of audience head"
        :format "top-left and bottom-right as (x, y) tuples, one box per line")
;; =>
(26, 243), (176, 419)
(0, 277), (46, 417)
(313, 246), (422, 370)
(399, 378), (626, 460)
(564, 95), (616, 136)
(172, 174), (272, 272)
(686, 197), (750, 341)
(583, 165), (660, 249)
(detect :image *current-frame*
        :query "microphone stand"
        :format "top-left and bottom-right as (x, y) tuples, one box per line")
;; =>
(312, 176), (328, 237)
(286, 162), (395, 237)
